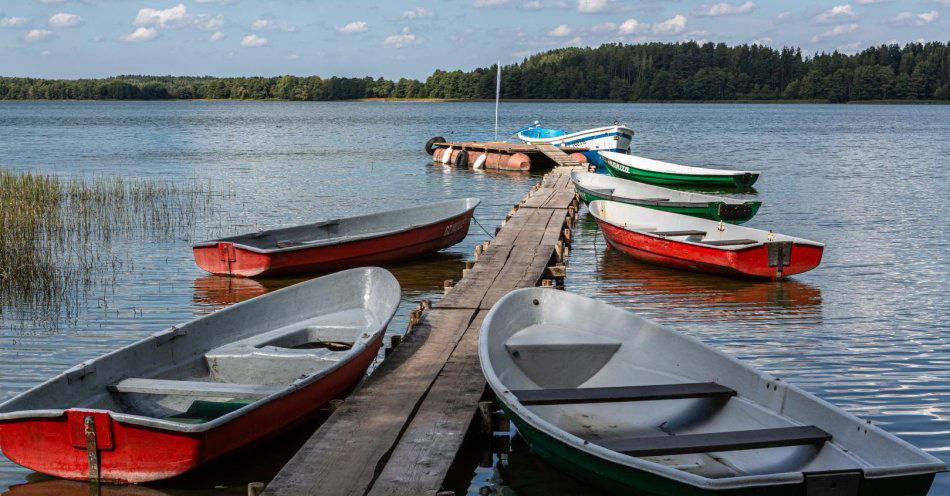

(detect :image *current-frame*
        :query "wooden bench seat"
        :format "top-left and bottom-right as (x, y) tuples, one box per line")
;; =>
(701, 239), (758, 246)
(597, 426), (832, 457)
(512, 382), (736, 406)
(109, 378), (281, 400)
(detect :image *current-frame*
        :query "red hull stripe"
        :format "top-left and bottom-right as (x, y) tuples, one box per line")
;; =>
(596, 219), (822, 279)
(193, 211), (475, 277)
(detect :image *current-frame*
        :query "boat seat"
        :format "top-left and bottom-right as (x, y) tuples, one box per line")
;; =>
(109, 378), (280, 400)
(204, 309), (372, 385)
(512, 382), (735, 406)
(654, 230), (707, 237)
(597, 426), (831, 457)
(701, 239), (758, 246)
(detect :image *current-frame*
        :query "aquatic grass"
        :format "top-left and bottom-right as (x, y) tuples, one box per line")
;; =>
(0, 170), (225, 330)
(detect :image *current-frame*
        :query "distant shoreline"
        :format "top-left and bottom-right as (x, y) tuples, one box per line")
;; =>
(2, 98), (948, 105)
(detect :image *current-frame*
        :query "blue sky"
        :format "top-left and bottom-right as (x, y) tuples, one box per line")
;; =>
(1, 1), (947, 79)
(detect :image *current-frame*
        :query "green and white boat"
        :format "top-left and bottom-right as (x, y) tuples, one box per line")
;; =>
(600, 151), (759, 188)
(479, 288), (946, 496)
(571, 171), (761, 224)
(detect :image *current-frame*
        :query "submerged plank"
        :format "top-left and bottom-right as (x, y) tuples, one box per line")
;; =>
(261, 308), (477, 496)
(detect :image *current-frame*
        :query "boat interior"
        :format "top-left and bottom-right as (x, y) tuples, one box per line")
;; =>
(199, 198), (478, 252)
(484, 289), (933, 482)
(520, 127), (568, 139)
(590, 201), (818, 250)
(0, 269), (400, 428)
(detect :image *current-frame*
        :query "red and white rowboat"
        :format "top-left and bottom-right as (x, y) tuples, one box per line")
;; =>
(0, 267), (400, 483)
(589, 200), (823, 279)
(193, 198), (480, 277)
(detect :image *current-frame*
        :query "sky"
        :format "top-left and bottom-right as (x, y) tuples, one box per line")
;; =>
(0, 0), (947, 80)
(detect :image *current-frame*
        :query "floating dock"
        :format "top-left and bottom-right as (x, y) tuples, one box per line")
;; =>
(262, 149), (585, 496)
(429, 140), (590, 171)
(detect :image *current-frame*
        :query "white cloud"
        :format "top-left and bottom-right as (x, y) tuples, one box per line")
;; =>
(338, 21), (368, 33)
(208, 31), (224, 42)
(752, 37), (772, 45)
(652, 14), (687, 35)
(548, 23), (572, 36)
(195, 14), (224, 31)
(813, 5), (855, 24)
(811, 23), (859, 42)
(134, 4), (187, 29)
(24, 28), (53, 42)
(577, 0), (609, 13)
(855, 0), (888, 4)
(0, 16), (30, 27)
(41, 50), (51, 56)
(836, 41), (861, 53)
(522, 1), (543, 9)
(286, 52), (299, 60)
(382, 27), (419, 48)
(694, 1), (755, 17)
(49, 13), (81, 28)
(592, 22), (617, 32)
(474, 0), (510, 7)
(251, 19), (296, 32)
(38, 0), (67, 4)
(241, 34), (268, 47)
(122, 27), (159, 42)
(775, 11), (792, 23)
(402, 7), (435, 19)
(617, 18), (644, 35)
(889, 11), (938, 26)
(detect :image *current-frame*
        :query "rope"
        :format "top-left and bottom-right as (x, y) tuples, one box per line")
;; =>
(472, 216), (495, 239)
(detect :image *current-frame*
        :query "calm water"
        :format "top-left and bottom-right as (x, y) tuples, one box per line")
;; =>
(0, 102), (947, 495)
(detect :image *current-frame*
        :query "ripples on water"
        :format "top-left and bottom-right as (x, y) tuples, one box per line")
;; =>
(0, 102), (947, 495)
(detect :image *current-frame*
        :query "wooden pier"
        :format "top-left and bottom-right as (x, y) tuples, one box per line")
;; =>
(262, 152), (585, 496)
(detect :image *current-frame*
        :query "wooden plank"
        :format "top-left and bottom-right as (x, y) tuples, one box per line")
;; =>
(261, 308), (477, 496)
(436, 244), (513, 310)
(597, 426), (831, 457)
(512, 383), (736, 406)
(365, 312), (488, 496)
(109, 378), (280, 399)
(540, 208), (568, 247)
(480, 243), (555, 310)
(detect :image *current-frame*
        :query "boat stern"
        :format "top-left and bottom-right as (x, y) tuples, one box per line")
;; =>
(192, 242), (270, 277)
(0, 410), (203, 483)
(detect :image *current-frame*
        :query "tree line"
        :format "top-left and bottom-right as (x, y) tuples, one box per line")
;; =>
(1, 41), (947, 103)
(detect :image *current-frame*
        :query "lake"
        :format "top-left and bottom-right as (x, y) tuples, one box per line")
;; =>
(0, 101), (947, 495)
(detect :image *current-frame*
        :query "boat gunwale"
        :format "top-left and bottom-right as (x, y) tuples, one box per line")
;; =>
(588, 200), (824, 251)
(0, 267), (401, 434)
(570, 171), (760, 209)
(600, 151), (760, 178)
(478, 288), (948, 491)
(192, 198), (480, 255)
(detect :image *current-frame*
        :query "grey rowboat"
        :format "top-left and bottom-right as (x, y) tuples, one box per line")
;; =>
(0, 267), (401, 483)
(479, 288), (946, 495)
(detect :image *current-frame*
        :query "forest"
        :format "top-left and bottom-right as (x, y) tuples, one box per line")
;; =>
(1, 41), (947, 103)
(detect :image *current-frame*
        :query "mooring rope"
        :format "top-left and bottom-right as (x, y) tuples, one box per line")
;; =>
(472, 216), (495, 239)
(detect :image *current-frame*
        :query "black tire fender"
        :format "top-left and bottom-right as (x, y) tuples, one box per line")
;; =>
(453, 149), (469, 167)
(425, 136), (446, 155)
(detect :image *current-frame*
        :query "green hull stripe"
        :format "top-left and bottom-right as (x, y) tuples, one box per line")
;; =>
(603, 158), (759, 188)
(577, 190), (761, 225)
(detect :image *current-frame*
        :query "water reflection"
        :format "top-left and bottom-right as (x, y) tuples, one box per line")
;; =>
(4, 479), (171, 496)
(192, 252), (470, 310)
(596, 248), (823, 315)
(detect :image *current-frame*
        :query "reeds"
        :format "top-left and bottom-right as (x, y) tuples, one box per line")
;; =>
(0, 170), (222, 329)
